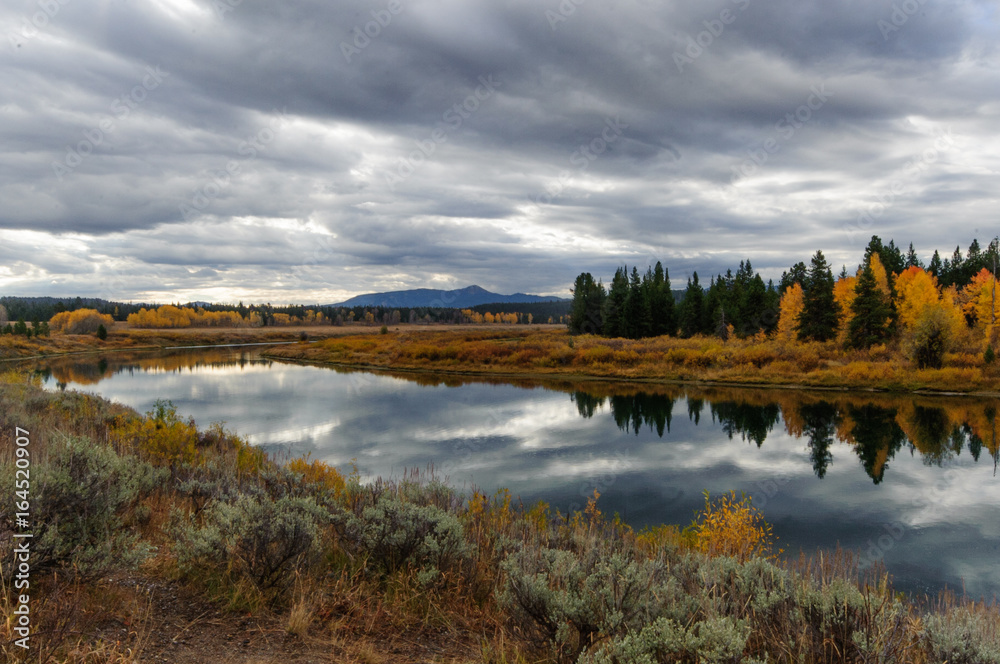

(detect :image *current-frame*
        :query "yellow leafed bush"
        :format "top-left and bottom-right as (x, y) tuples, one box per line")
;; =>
(286, 457), (346, 498)
(49, 308), (114, 334)
(687, 491), (779, 561)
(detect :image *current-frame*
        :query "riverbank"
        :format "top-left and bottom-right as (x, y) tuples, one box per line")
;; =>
(0, 323), (559, 362)
(263, 327), (1000, 395)
(1, 369), (997, 663)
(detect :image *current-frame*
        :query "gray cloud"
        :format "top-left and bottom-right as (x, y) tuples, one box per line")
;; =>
(1, 0), (998, 302)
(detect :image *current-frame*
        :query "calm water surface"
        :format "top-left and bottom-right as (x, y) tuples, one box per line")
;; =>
(25, 346), (1000, 600)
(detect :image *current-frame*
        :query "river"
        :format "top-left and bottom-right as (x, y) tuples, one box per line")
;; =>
(22, 344), (1000, 600)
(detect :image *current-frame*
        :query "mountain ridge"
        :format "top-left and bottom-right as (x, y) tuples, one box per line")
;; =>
(328, 285), (568, 308)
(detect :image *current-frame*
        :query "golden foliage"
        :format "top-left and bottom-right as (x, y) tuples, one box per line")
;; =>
(127, 305), (246, 328)
(286, 456), (346, 498)
(49, 308), (115, 335)
(868, 252), (892, 298)
(687, 491), (779, 561)
(961, 267), (999, 338)
(777, 283), (805, 341)
(111, 401), (199, 465)
(832, 275), (858, 340)
(895, 266), (940, 330)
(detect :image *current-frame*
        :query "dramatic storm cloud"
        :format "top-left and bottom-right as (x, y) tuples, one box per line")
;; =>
(2, 0), (998, 303)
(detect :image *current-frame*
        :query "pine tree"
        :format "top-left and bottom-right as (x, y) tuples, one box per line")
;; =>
(928, 250), (943, 279)
(678, 273), (704, 338)
(779, 262), (808, 294)
(905, 243), (922, 268)
(622, 266), (648, 339)
(649, 261), (676, 336)
(569, 272), (606, 335)
(797, 250), (840, 342)
(848, 261), (894, 349)
(602, 267), (629, 338)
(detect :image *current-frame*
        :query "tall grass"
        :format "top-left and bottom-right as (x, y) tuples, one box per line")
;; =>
(265, 327), (1000, 393)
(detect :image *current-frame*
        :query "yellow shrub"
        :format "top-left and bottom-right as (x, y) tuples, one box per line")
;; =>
(580, 345), (614, 364)
(286, 457), (346, 497)
(687, 491), (778, 561)
(50, 309), (115, 334)
(112, 400), (199, 466)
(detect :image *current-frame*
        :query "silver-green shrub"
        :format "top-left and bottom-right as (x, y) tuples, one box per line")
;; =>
(334, 493), (472, 575)
(3, 434), (165, 580)
(499, 544), (679, 660)
(173, 493), (329, 591)
(923, 606), (1000, 664)
(578, 615), (752, 664)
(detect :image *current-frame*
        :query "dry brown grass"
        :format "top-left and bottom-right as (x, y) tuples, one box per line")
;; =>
(264, 327), (1000, 394)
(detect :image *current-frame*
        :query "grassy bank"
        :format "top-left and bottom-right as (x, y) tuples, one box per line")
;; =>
(0, 323), (565, 363)
(1, 370), (998, 663)
(0, 324), (414, 362)
(263, 328), (1000, 394)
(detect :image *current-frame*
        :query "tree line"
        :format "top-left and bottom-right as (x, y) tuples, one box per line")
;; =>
(570, 236), (999, 367)
(570, 260), (780, 340)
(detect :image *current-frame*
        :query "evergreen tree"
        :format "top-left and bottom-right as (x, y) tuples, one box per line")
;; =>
(797, 250), (840, 342)
(779, 261), (808, 294)
(622, 266), (648, 339)
(678, 273), (704, 338)
(928, 250), (943, 278)
(883, 239), (905, 275)
(703, 276), (726, 337)
(649, 261), (676, 336)
(863, 235), (901, 290)
(602, 267), (629, 338)
(941, 245), (964, 286)
(905, 243), (922, 268)
(848, 261), (894, 349)
(762, 280), (781, 334)
(569, 272), (606, 335)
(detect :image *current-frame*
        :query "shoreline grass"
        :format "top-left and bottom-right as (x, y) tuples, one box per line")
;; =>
(263, 327), (1000, 396)
(2, 370), (998, 663)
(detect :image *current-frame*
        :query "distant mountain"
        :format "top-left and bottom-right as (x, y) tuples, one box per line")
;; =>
(329, 285), (568, 309)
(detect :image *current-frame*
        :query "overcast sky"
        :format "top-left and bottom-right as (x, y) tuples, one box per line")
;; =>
(1, 0), (998, 304)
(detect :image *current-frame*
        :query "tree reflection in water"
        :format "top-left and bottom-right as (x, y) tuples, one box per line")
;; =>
(571, 384), (999, 483)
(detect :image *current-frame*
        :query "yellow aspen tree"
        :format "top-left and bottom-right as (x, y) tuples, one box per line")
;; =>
(776, 283), (805, 341)
(894, 266), (940, 330)
(961, 268), (999, 340)
(869, 253), (892, 299)
(833, 275), (858, 340)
